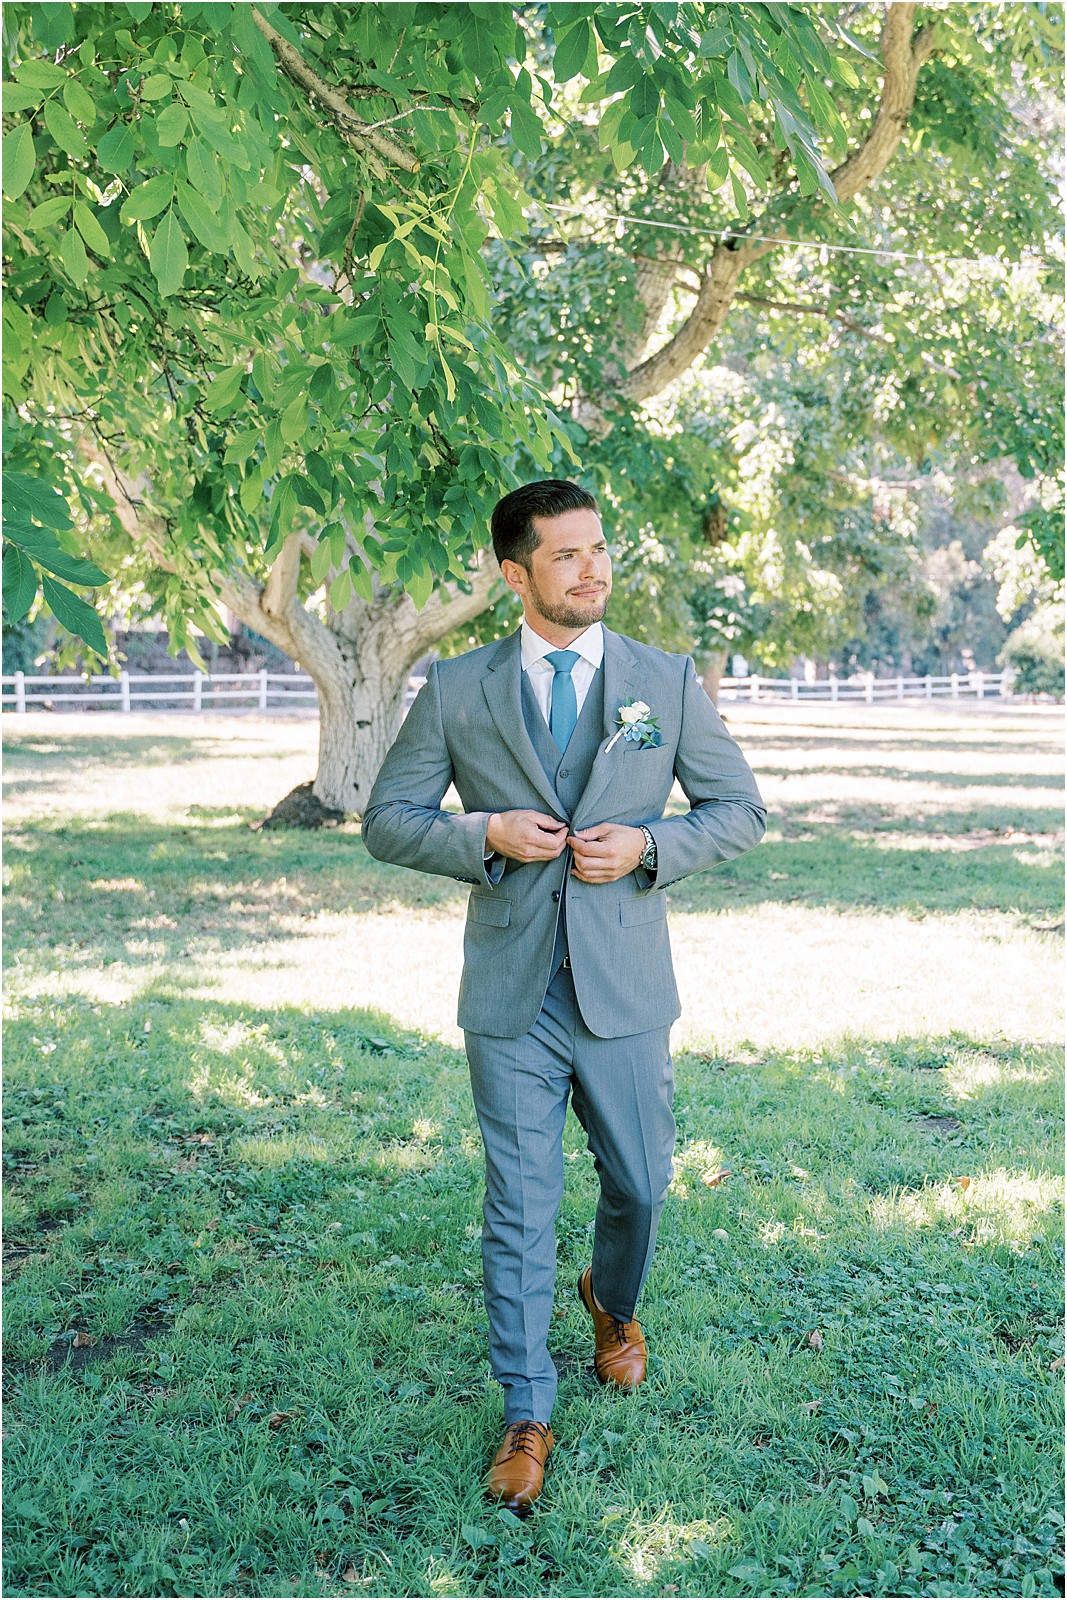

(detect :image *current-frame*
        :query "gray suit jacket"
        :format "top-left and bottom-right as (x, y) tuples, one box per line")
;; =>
(361, 626), (766, 1039)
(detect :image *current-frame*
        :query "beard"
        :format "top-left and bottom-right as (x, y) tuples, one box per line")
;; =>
(526, 575), (610, 630)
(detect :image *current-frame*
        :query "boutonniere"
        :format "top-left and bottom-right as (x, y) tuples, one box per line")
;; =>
(605, 698), (662, 752)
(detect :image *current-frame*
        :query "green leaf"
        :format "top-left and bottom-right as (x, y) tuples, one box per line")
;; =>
(97, 119), (136, 172)
(509, 70), (543, 160)
(553, 19), (591, 83)
(3, 82), (43, 114)
(3, 473), (74, 529)
(271, 474), (299, 538)
(203, 363), (245, 411)
(149, 208), (188, 297)
(405, 563), (433, 610)
(2, 122), (35, 200)
(729, 169), (750, 218)
(698, 25), (732, 57)
(727, 49), (753, 103)
(28, 194), (72, 229)
(43, 97), (87, 157)
(223, 427), (260, 465)
(186, 137), (223, 205)
(62, 77), (97, 123)
(14, 59), (69, 89)
(176, 181), (229, 252)
(41, 571), (107, 654)
(280, 393), (308, 443)
(120, 174), (174, 223)
(139, 72), (173, 100)
(328, 566), (353, 609)
(73, 201), (111, 256)
(2, 543), (37, 622)
(156, 101), (190, 147)
(59, 224), (90, 286)
(3, 520), (107, 583)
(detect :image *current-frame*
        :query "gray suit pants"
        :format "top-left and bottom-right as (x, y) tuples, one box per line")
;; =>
(464, 963), (676, 1424)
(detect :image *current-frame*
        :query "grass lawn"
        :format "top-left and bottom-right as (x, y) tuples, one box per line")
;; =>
(3, 704), (1063, 1599)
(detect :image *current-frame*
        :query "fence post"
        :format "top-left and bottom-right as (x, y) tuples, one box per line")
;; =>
(750, 674), (760, 702)
(950, 672), (959, 701)
(896, 676), (904, 701)
(830, 674), (839, 703)
(925, 674), (933, 700)
(258, 667), (268, 710)
(120, 670), (131, 713)
(14, 670), (26, 713)
(193, 670), (203, 712)
(791, 678), (799, 701)
(865, 672), (874, 704)
(975, 671), (984, 700)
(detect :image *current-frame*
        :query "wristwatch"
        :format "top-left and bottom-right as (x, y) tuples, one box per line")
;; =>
(638, 826), (658, 873)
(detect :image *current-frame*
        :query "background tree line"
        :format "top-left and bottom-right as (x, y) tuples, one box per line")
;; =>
(2, 1), (1063, 816)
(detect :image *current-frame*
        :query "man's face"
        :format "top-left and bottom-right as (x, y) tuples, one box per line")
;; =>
(503, 509), (612, 634)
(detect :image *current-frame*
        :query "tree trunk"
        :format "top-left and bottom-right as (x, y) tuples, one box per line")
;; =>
(292, 603), (420, 816)
(701, 649), (728, 707)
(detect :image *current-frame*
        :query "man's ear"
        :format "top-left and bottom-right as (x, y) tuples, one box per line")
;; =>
(499, 557), (527, 598)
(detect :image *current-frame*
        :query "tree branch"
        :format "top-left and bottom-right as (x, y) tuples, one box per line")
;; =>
(260, 530), (303, 621)
(250, 7), (420, 174)
(618, 2), (939, 406)
(735, 291), (966, 380)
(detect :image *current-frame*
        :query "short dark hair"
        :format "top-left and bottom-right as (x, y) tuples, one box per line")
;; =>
(491, 480), (599, 569)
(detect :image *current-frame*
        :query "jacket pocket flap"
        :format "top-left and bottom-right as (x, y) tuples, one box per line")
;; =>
(618, 894), (667, 927)
(468, 895), (512, 928)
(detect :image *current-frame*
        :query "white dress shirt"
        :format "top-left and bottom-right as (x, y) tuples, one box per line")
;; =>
(521, 619), (604, 727)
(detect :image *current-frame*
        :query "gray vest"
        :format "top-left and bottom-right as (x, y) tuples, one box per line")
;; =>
(520, 665), (605, 973)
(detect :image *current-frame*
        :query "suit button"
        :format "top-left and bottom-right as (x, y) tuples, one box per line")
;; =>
(559, 768), (568, 778)
(551, 890), (560, 902)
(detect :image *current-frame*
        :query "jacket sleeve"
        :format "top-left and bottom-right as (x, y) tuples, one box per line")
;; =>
(360, 663), (503, 887)
(649, 656), (766, 888)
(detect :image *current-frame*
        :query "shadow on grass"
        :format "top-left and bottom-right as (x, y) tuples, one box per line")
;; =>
(3, 800), (1064, 988)
(3, 991), (1063, 1598)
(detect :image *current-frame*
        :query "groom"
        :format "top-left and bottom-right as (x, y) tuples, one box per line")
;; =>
(361, 480), (766, 1512)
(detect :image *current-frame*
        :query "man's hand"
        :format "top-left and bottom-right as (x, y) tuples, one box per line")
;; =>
(568, 823), (646, 884)
(486, 810), (569, 863)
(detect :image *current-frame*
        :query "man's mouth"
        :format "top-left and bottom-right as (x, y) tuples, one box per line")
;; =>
(570, 587), (606, 597)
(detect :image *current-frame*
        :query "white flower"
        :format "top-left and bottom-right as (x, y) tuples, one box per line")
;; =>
(619, 700), (651, 724)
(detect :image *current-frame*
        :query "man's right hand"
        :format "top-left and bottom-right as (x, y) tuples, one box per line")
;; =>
(485, 810), (569, 863)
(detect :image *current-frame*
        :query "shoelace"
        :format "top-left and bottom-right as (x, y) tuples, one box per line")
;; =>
(503, 1420), (551, 1460)
(606, 1315), (635, 1349)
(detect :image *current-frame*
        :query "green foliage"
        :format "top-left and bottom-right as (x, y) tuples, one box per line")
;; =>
(998, 602), (1065, 698)
(2, 1), (1062, 673)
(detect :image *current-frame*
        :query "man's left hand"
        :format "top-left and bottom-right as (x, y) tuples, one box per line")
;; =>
(568, 823), (646, 883)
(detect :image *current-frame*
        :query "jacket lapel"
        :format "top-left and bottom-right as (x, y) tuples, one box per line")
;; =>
(482, 631), (568, 819)
(571, 627), (644, 830)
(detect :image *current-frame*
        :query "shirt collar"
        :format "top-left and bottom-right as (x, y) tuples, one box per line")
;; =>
(520, 619), (604, 673)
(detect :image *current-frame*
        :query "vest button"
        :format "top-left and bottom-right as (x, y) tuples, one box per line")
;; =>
(559, 768), (569, 778)
(551, 890), (560, 902)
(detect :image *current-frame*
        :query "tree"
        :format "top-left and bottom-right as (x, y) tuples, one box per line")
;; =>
(3, 3), (1062, 810)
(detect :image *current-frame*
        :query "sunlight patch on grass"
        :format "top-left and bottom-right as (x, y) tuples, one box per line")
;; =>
(614, 1509), (737, 1584)
(188, 1061), (275, 1108)
(868, 1167), (1062, 1247)
(229, 1132), (333, 1165)
(198, 1017), (286, 1064)
(943, 1048), (1052, 1099)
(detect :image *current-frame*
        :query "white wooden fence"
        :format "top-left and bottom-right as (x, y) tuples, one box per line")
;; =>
(718, 670), (1013, 703)
(0, 667), (1014, 714)
(1, 669), (317, 712)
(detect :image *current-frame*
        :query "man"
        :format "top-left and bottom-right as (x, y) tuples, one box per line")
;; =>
(361, 480), (766, 1514)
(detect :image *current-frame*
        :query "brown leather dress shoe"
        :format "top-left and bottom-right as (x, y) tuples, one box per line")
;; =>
(578, 1265), (648, 1388)
(484, 1420), (554, 1515)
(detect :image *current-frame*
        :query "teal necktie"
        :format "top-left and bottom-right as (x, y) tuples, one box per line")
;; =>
(546, 649), (580, 751)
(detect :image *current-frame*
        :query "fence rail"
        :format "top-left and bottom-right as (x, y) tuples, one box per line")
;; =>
(1, 667), (1014, 714)
(1, 669), (317, 712)
(718, 670), (1012, 703)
